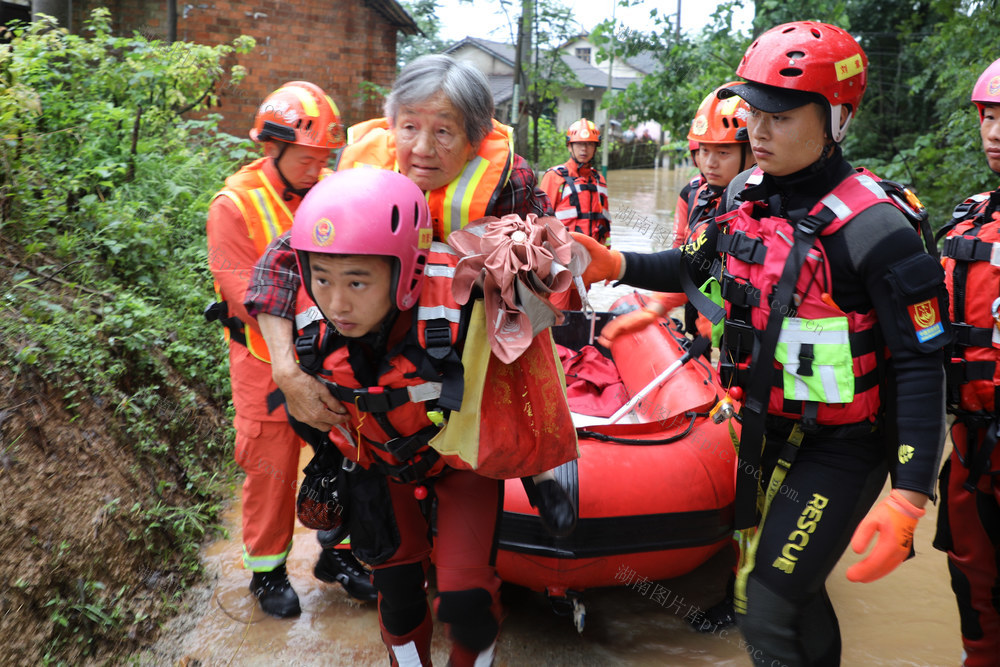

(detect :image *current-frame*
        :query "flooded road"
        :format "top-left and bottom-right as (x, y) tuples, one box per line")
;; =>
(139, 167), (963, 666)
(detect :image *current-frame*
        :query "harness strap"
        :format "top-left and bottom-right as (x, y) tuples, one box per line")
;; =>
(734, 207), (837, 529)
(363, 425), (442, 484)
(734, 422), (806, 614)
(717, 231), (768, 265)
(956, 416), (1000, 492)
(942, 235), (1000, 263)
(204, 301), (248, 347)
(952, 322), (995, 349)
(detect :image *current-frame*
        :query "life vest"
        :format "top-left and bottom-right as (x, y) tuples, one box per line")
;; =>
(940, 189), (1000, 484)
(546, 160), (610, 244)
(942, 189), (1000, 412)
(716, 169), (894, 426)
(295, 244), (467, 483)
(673, 174), (705, 248)
(337, 117), (513, 241)
(682, 181), (725, 341)
(210, 157), (331, 362)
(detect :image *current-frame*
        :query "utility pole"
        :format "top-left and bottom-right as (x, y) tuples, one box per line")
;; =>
(600, 0), (616, 178)
(510, 0), (533, 154)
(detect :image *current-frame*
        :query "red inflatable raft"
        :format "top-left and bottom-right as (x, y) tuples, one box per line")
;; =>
(495, 293), (738, 628)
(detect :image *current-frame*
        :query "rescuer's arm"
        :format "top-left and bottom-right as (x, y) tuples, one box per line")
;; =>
(844, 204), (949, 583)
(246, 232), (348, 430)
(257, 313), (349, 431)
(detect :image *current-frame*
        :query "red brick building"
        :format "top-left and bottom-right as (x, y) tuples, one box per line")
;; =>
(68, 0), (417, 136)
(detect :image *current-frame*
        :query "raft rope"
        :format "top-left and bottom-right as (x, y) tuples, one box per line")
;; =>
(575, 410), (705, 445)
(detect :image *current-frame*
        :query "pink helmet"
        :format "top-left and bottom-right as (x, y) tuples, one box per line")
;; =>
(291, 169), (432, 310)
(972, 57), (1000, 122)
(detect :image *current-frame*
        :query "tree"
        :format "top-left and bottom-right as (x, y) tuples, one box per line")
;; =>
(397, 0), (450, 69)
(519, 0), (583, 163)
(592, 1), (750, 150)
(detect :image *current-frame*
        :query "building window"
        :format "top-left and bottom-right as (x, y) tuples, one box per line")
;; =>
(575, 47), (591, 62)
(581, 99), (595, 121)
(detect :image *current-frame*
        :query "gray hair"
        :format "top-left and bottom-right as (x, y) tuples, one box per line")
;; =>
(385, 54), (495, 149)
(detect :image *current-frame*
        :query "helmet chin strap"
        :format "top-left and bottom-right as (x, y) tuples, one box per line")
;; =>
(273, 143), (311, 201)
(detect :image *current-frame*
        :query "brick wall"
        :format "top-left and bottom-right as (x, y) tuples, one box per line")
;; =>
(73, 1), (399, 137)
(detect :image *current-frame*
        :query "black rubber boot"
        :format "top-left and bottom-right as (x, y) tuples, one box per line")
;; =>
(248, 563), (301, 618)
(314, 546), (378, 602)
(687, 596), (736, 633)
(534, 479), (577, 538)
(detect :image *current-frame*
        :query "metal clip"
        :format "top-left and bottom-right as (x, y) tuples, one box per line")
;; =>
(709, 395), (736, 424)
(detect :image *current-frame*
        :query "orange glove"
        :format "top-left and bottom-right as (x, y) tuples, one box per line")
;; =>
(570, 232), (622, 287)
(598, 292), (687, 346)
(846, 489), (925, 583)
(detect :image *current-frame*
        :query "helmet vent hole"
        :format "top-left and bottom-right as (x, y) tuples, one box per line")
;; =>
(390, 205), (400, 233)
(295, 119), (302, 128)
(787, 50), (805, 59)
(413, 203), (420, 227)
(304, 120), (313, 131)
(722, 118), (731, 128)
(779, 67), (803, 78)
(810, 28), (821, 38)
(782, 27), (795, 33)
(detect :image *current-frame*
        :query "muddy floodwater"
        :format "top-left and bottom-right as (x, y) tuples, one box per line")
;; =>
(137, 166), (963, 666)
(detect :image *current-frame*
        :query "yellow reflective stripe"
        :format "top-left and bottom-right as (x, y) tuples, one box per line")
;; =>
(279, 85), (319, 117)
(216, 190), (249, 220)
(257, 171), (295, 230)
(444, 155), (490, 236)
(776, 317), (854, 403)
(242, 540), (292, 571)
(324, 94), (340, 117)
(248, 188), (281, 245)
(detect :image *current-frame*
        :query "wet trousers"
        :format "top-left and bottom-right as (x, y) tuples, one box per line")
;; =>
(936, 435), (1000, 667)
(736, 427), (888, 666)
(373, 469), (503, 667)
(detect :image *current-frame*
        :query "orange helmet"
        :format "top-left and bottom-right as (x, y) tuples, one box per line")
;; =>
(250, 81), (345, 149)
(687, 82), (751, 145)
(566, 118), (600, 144)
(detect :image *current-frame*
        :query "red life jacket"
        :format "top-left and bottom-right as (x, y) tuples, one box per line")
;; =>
(716, 169), (895, 426)
(547, 160), (610, 244)
(942, 189), (1000, 414)
(295, 244), (466, 482)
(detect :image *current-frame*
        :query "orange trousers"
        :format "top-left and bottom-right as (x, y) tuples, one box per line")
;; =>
(233, 416), (304, 570)
(228, 343), (304, 571)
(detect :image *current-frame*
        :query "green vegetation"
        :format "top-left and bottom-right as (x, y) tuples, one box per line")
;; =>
(0, 9), (255, 662)
(595, 0), (1000, 226)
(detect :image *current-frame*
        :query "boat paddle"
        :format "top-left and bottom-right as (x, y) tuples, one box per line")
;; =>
(606, 335), (711, 424)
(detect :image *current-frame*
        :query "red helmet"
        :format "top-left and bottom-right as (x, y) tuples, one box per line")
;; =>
(250, 81), (345, 149)
(687, 82), (751, 144)
(972, 57), (1000, 122)
(566, 118), (600, 144)
(732, 21), (868, 142)
(291, 169), (432, 311)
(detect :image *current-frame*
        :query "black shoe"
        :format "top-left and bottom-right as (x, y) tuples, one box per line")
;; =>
(535, 479), (577, 538)
(314, 547), (378, 602)
(248, 563), (301, 618)
(686, 597), (736, 633)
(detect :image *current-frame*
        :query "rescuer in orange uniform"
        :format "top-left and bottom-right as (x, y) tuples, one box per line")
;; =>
(205, 81), (354, 618)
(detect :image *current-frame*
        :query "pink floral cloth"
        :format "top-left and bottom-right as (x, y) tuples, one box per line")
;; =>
(449, 214), (575, 363)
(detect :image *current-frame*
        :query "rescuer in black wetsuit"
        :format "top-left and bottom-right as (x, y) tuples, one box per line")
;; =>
(572, 21), (950, 666)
